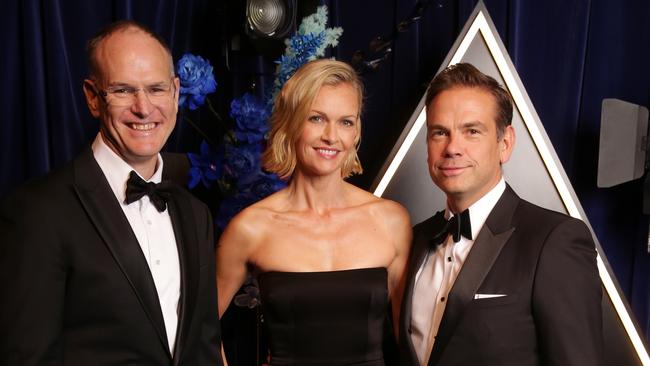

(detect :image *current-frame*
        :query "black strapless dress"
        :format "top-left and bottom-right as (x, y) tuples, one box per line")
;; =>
(258, 267), (389, 366)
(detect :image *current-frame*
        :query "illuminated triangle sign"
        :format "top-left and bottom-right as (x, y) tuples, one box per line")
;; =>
(371, 2), (649, 363)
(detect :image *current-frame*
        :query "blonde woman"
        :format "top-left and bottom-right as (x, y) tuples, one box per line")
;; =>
(217, 59), (411, 365)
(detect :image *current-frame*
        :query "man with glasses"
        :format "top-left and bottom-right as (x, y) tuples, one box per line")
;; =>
(0, 20), (222, 365)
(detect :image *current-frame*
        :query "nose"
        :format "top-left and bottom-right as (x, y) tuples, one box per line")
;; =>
(321, 121), (339, 144)
(130, 90), (154, 118)
(443, 132), (463, 157)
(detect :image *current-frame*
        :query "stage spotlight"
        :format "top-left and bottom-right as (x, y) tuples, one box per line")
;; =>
(246, 0), (296, 39)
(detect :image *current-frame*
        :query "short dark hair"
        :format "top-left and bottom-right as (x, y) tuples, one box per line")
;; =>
(86, 20), (173, 80)
(425, 63), (513, 139)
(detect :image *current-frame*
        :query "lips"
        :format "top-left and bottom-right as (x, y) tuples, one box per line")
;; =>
(128, 122), (157, 131)
(438, 165), (468, 176)
(314, 147), (339, 158)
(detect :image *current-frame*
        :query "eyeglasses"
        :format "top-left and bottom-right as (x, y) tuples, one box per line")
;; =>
(92, 79), (176, 107)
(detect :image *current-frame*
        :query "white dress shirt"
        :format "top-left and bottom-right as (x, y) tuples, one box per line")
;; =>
(92, 134), (181, 355)
(410, 178), (506, 365)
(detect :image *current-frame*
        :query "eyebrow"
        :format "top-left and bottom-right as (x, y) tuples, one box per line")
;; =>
(427, 120), (487, 130)
(106, 80), (169, 87)
(310, 109), (358, 120)
(461, 121), (488, 130)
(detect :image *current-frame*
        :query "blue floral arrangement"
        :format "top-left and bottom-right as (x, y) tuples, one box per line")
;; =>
(177, 54), (218, 110)
(178, 6), (343, 233)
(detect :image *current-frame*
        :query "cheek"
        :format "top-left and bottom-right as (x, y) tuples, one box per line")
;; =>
(427, 141), (440, 158)
(296, 131), (311, 148)
(104, 109), (126, 127)
(426, 144), (437, 167)
(165, 118), (177, 134)
(298, 123), (318, 142)
(345, 130), (358, 148)
(160, 103), (178, 119)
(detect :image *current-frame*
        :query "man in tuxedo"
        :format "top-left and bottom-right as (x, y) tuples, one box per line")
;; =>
(399, 63), (603, 365)
(0, 20), (222, 365)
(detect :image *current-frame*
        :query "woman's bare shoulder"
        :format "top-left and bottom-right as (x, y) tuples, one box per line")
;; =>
(374, 199), (411, 230)
(343, 185), (411, 258)
(220, 189), (288, 244)
(345, 183), (409, 219)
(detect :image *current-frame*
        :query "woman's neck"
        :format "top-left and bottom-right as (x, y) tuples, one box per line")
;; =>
(285, 171), (349, 214)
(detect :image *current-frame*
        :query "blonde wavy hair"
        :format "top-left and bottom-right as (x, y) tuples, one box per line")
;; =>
(262, 59), (364, 180)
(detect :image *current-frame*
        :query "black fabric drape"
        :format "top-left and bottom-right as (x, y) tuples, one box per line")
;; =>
(1, 0), (649, 356)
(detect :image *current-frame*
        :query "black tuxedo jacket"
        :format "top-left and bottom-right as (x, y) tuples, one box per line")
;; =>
(399, 185), (603, 366)
(0, 148), (222, 365)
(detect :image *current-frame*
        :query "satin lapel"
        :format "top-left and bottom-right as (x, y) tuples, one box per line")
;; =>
(400, 211), (446, 364)
(166, 185), (200, 365)
(71, 148), (170, 355)
(428, 186), (519, 366)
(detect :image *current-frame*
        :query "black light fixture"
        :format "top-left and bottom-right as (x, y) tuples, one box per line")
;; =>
(351, 0), (435, 74)
(245, 0), (296, 39)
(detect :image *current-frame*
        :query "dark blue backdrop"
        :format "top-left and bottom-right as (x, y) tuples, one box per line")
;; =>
(2, 0), (649, 357)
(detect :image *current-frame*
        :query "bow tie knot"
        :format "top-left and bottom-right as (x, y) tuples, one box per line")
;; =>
(441, 208), (472, 243)
(125, 171), (172, 212)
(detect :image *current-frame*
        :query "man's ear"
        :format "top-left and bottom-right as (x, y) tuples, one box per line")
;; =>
(499, 125), (515, 164)
(83, 79), (101, 118)
(172, 76), (180, 113)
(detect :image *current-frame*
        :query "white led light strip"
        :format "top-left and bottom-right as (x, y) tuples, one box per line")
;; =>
(373, 8), (650, 364)
(373, 110), (427, 197)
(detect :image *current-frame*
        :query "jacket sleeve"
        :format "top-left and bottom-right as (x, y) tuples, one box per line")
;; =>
(0, 190), (66, 365)
(532, 217), (603, 366)
(196, 203), (223, 366)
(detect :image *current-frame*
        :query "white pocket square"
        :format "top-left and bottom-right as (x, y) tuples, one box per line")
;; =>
(474, 293), (507, 299)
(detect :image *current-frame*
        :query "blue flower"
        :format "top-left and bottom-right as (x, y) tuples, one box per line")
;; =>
(187, 141), (224, 189)
(239, 171), (286, 198)
(230, 93), (271, 143)
(224, 144), (262, 181)
(272, 32), (326, 98)
(249, 174), (286, 200)
(185, 5), (342, 310)
(177, 54), (217, 110)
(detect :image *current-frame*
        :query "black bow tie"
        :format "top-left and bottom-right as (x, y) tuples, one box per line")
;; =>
(443, 208), (472, 243)
(125, 171), (172, 212)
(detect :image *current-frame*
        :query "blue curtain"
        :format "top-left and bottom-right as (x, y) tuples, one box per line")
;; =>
(1, 0), (649, 360)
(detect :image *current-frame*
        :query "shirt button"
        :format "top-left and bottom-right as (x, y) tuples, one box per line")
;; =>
(447, 256), (452, 262)
(155, 259), (161, 265)
(147, 220), (152, 225)
(440, 297), (446, 302)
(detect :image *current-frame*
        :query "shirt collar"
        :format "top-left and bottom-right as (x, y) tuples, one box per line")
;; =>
(446, 178), (506, 241)
(91, 133), (164, 204)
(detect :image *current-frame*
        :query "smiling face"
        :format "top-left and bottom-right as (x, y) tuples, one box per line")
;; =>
(295, 82), (360, 178)
(426, 86), (514, 211)
(83, 27), (179, 178)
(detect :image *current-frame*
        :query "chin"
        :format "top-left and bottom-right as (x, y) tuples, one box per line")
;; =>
(435, 180), (466, 195)
(304, 165), (341, 177)
(125, 145), (162, 159)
